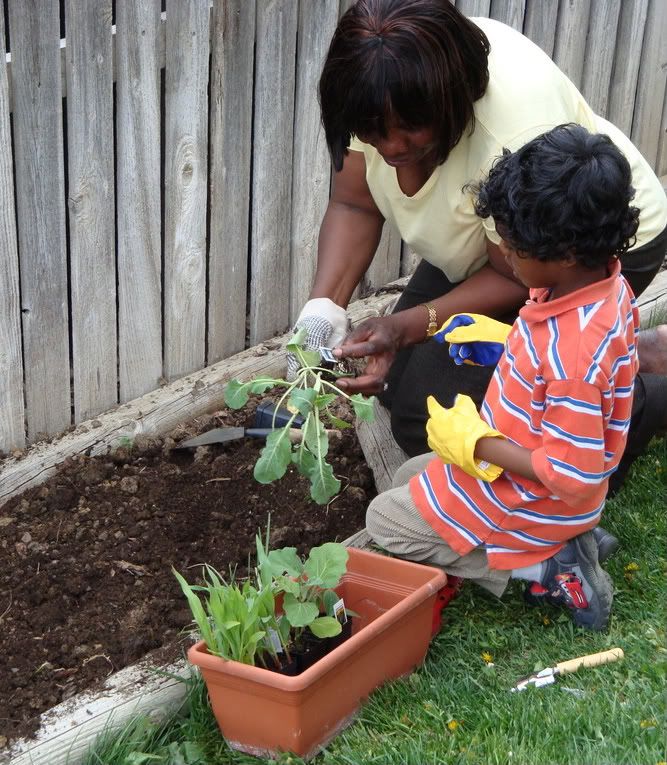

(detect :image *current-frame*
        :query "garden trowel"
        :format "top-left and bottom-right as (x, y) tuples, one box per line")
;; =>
(176, 426), (340, 449)
(175, 427), (302, 449)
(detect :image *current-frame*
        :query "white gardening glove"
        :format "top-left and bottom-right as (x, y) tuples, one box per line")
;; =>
(287, 298), (349, 380)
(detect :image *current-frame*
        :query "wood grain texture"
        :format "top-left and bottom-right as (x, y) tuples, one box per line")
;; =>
(456, 0), (492, 16)
(522, 0), (558, 57)
(289, 0), (339, 325)
(0, 2), (24, 451)
(164, 0), (209, 379)
(489, 0), (526, 31)
(9, 0), (71, 438)
(607, 0), (649, 137)
(356, 399), (409, 494)
(630, 0), (667, 167)
(116, 0), (162, 402)
(360, 222), (402, 297)
(249, 0), (298, 344)
(657, 88), (667, 178)
(65, 0), (116, 422)
(208, 0), (256, 363)
(580, 0), (622, 117)
(553, 0), (592, 90)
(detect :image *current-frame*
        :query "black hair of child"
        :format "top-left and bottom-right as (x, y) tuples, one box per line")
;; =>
(473, 123), (640, 268)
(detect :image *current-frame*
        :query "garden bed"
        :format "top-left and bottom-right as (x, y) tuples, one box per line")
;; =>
(0, 398), (375, 746)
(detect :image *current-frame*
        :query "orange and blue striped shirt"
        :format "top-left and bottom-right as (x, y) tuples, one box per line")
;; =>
(410, 261), (639, 570)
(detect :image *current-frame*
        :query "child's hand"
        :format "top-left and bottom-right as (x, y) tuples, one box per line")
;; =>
(426, 395), (505, 481)
(433, 313), (511, 366)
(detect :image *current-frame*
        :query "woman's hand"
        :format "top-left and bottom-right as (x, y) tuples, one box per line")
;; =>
(333, 315), (404, 394)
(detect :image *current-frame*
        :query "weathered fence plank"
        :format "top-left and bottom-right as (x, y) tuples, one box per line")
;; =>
(208, 0), (256, 363)
(360, 223), (403, 298)
(249, 0), (298, 344)
(553, 0), (592, 91)
(607, 0), (649, 137)
(164, 0), (209, 379)
(580, 0), (622, 118)
(65, 0), (116, 422)
(116, 0), (162, 403)
(456, 0), (492, 17)
(289, 0), (339, 325)
(522, 0), (558, 57)
(489, 0), (526, 31)
(9, 0), (70, 438)
(658, 91), (667, 179)
(631, 0), (667, 168)
(0, 2), (24, 452)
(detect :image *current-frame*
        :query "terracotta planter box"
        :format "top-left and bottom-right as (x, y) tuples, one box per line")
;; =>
(188, 547), (447, 759)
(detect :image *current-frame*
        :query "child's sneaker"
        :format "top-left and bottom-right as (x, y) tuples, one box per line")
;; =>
(524, 525), (617, 610)
(526, 530), (614, 631)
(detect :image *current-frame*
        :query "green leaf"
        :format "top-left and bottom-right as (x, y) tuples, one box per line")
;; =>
(275, 575), (301, 597)
(315, 393), (338, 408)
(266, 547), (303, 577)
(289, 387), (317, 416)
(321, 588), (340, 615)
(253, 429), (292, 483)
(322, 409), (353, 430)
(304, 414), (328, 459)
(308, 458), (341, 505)
(291, 445), (317, 478)
(223, 379), (250, 409)
(298, 349), (322, 368)
(249, 378), (279, 395)
(287, 326), (308, 350)
(304, 543), (348, 588)
(351, 393), (376, 422)
(283, 595), (320, 628)
(310, 616), (343, 638)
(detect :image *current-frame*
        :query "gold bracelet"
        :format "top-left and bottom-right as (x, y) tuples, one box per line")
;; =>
(422, 303), (438, 339)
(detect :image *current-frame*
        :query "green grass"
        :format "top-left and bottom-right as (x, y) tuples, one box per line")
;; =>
(82, 439), (666, 765)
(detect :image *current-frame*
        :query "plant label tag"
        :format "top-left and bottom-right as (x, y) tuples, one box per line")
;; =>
(332, 597), (347, 624)
(267, 628), (283, 654)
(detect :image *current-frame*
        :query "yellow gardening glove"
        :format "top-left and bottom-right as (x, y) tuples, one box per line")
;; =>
(433, 313), (512, 367)
(426, 394), (505, 481)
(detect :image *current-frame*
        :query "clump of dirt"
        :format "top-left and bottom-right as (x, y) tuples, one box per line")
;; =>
(0, 399), (375, 743)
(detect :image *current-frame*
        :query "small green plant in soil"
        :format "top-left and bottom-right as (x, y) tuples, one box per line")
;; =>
(173, 565), (286, 669)
(175, 534), (351, 671)
(223, 327), (375, 504)
(256, 533), (349, 642)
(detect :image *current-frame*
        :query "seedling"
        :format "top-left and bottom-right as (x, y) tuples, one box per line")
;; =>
(256, 534), (349, 641)
(224, 328), (375, 504)
(173, 565), (287, 668)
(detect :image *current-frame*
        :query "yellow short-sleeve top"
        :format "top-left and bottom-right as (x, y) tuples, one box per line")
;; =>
(349, 17), (667, 283)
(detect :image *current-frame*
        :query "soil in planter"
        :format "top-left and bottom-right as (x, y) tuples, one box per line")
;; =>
(270, 619), (355, 676)
(0, 399), (375, 744)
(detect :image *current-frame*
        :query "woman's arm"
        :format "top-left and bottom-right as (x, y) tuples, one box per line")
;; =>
(310, 150), (385, 307)
(336, 239), (529, 393)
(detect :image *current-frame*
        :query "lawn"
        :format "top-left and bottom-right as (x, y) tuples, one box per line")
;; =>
(83, 438), (666, 765)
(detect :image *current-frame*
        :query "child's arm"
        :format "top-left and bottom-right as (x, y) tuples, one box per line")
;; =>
(475, 438), (539, 483)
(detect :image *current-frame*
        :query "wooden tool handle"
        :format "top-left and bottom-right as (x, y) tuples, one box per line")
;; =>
(557, 648), (624, 675)
(287, 428), (342, 443)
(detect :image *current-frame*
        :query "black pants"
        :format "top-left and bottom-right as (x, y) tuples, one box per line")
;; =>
(380, 225), (667, 495)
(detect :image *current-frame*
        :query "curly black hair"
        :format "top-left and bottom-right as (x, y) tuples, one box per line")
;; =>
(474, 124), (640, 268)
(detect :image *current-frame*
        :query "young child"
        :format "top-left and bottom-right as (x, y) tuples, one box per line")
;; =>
(366, 124), (640, 631)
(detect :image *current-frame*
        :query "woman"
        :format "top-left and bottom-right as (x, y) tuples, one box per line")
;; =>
(293, 0), (667, 490)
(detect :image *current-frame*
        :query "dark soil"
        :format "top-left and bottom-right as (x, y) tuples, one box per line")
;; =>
(0, 397), (375, 744)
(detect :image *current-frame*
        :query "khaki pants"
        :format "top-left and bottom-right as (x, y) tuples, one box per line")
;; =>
(366, 453), (511, 597)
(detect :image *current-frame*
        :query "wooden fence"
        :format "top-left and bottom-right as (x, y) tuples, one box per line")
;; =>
(0, 0), (665, 453)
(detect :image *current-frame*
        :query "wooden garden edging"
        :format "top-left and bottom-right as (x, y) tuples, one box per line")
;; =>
(2, 270), (666, 765)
